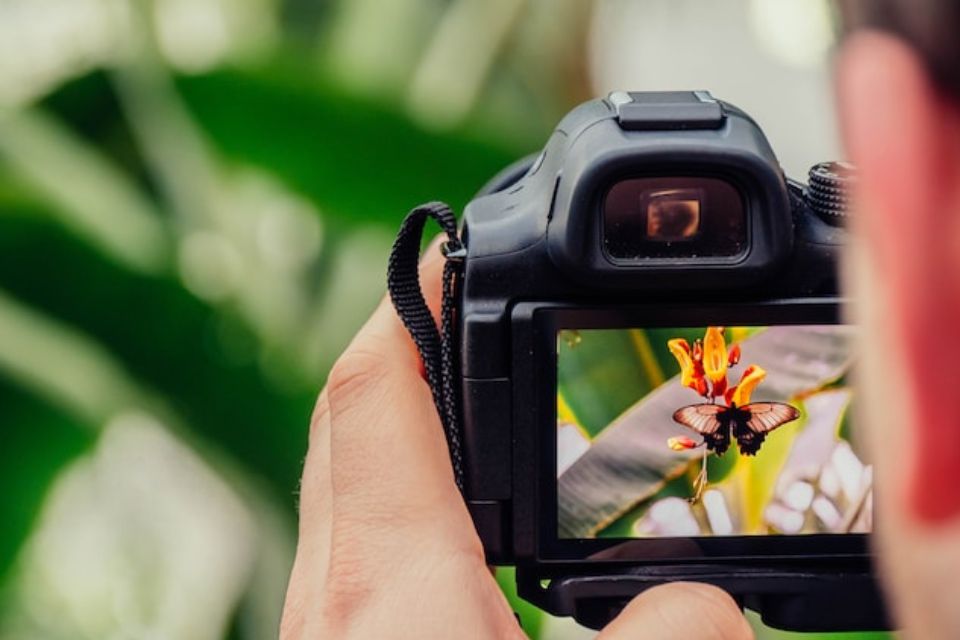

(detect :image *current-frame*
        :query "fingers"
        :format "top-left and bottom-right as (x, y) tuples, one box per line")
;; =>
(313, 237), (484, 625)
(326, 236), (463, 506)
(598, 583), (753, 640)
(323, 237), (478, 548)
(282, 237), (487, 637)
(281, 391), (333, 639)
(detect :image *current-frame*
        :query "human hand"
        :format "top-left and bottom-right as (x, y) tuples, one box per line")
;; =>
(279, 241), (753, 639)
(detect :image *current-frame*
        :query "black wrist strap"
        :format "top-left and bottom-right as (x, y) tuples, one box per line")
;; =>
(387, 202), (466, 491)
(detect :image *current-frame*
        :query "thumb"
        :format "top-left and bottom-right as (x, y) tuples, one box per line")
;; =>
(597, 583), (753, 640)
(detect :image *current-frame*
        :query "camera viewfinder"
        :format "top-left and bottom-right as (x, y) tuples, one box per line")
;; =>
(602, 176), (747, 261)
(645, 188), (702, 241)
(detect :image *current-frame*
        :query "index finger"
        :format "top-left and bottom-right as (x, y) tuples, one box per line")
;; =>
(323, 240), (477, 544)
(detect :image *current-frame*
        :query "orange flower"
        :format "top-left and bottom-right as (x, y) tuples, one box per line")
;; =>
(694, 376), (709, 397)
(702, 326), (728, 384)
(711, 374), (727, 399)
(725, 365), (767, 407)
(667, 436), (699, 451)
(692, 339), (703, 363)
(669, 327), (761, 404)
(667, 339), (695, 388)
(668, 338), (708, 393)
(727, 343), (741, 367)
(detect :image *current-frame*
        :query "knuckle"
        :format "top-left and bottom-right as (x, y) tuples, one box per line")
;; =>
(326, 348), (392, 408)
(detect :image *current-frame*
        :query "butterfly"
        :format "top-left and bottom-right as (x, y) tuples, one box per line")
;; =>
(672, 402), (800, 456)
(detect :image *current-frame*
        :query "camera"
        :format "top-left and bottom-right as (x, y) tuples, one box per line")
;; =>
(389, 91), (887, 632)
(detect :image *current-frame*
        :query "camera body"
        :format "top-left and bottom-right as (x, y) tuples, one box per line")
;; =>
(456, 92), (886, 631)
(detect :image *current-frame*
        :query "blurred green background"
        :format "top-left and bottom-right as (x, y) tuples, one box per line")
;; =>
(0, 0), (890, 637)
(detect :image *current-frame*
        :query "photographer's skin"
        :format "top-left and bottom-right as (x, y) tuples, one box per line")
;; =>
(280, 11), (960, 640)
(840, 30), (960, 640)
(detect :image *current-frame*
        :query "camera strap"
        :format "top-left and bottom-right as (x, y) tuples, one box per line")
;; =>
(387, 201), (466, 491)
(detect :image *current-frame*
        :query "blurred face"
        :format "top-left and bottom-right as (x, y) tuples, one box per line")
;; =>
(837, 31), (960, 638)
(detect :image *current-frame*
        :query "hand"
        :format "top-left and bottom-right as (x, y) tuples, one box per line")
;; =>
(279, 241), (753, 639)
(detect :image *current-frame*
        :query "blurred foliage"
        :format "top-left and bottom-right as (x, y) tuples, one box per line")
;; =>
(0, 0), (549, 636)
(0, 382), (95, 587)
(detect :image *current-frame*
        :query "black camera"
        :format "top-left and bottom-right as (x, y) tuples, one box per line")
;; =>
(388, 91), (887, 632)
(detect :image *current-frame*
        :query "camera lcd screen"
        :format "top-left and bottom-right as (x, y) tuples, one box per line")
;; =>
(602, 177), (746, 260)
(556, 325), (870, 540)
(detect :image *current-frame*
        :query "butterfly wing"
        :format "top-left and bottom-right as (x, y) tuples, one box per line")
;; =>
(733, 402), (801, 455)
(672, 403), (724, 434)
(743, 402), (800, 433)
(672, 403), (731, 455)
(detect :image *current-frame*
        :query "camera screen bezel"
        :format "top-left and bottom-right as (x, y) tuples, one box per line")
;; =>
(512, 299), (870, 566)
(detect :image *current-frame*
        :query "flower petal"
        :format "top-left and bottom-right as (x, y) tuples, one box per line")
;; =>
(724, 385), (737, 406)
(695, 376), (709, 397)
(727, 343), (741, 367)
(668, 338), (695, 387)
(711, 375), (728, 398)
(730, 365), (767, 406)
(667, 436), (699, 451)
(703, 326), (728, 384)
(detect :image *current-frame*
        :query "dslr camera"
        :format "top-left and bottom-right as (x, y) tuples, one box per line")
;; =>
(389, 91), (887, 632)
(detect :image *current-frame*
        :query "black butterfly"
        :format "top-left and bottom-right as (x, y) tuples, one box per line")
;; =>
(672, 402), (800, 456)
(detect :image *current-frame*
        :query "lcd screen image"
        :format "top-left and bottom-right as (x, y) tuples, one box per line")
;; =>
(556, 325), (870, 539)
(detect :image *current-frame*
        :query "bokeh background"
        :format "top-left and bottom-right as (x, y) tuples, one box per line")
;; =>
(0, 0), (890, 638)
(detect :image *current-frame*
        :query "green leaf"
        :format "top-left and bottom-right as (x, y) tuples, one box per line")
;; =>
(0, 107), (170, 274)
(175, 68), (528, 225)
(598, 474), (693, 538)
(558, 330), (664, 438)
(735, 407), (806, 533)
(0, 212), (313, 505)
(0, 381), (95, 591)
